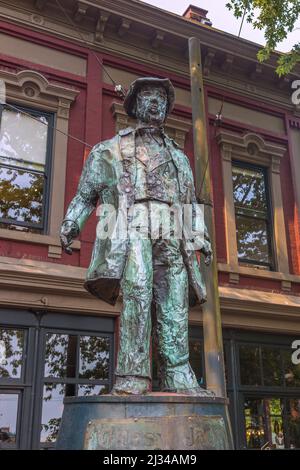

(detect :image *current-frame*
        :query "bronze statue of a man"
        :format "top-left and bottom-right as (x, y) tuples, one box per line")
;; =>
(60, 77), (212, 396)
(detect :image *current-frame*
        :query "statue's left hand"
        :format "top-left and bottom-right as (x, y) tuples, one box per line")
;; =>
(201, 241), (213, 266)
(60, 220), (79, 255)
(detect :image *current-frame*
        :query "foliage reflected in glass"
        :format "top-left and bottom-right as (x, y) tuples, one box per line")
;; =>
(78, 384), (109, 396)
(235, 216), (270, 265)
(79, 336), (110, 380)
(232, 164), (272, 267)
(189, 339), (204, 386)
(0, 329), (24, 378)
(239, 344), (261, 386)
(244, 398), (265, 449)
(244, 397), (285, 449)
(0, 167), (44, 224)
(41, 384), (64, 443)
(44, 334), (77, 379)
(0, 393), (18, 448)
(262, 347), (282, 386)
(286, 399), (300, 449)
(0, 107), (49, 228)
(282, 349), (300, 388)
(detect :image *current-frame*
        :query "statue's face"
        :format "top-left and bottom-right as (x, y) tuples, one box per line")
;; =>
(135, 85), (167, 125)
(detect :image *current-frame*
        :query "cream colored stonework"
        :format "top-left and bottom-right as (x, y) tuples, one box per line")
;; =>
(0, 32), (87, 76)
(0, 68), (80, 257)
(208, 97), (285, 134)
(217, 130), (289, 274)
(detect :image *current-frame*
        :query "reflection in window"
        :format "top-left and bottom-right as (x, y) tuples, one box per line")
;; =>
(286, 399), (300, 449)
(262, 347), (282, 386)
(189, 339), (204, 386)
(232, 163), (273, 268)
(239, 345), (261, 386)
(282, 349), (300, 388)
(41, 384), (65, 443)
(44, 334), (77, 378)
(244, 397), (285, 449)
(79, 336), (110, 380)
(0, 329), (24, 378)
(78, 384), (108, 396)
(0, 393), (19, 448)
(0, 107), (51, 229)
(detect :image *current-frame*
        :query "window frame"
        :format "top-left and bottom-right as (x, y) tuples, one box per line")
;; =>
(0, 103), (54, 232)
(217, 130), (289, 276)
(0, 309), (115, 449)
(232, 160), (275, 269)
(0, 68), (80, 258)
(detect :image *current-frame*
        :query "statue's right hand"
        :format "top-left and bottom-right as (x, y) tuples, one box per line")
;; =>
(60, 220), (79, 255)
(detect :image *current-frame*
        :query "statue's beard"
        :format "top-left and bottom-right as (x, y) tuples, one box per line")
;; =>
(136, 106), (166, 126)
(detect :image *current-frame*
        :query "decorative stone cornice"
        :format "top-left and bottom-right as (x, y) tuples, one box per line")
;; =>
(73, 1), (89, 22)
(35, 0), (48, 11)
(118, 18), (131, 38)
(203, 49), (215, 77)
(0, 256), (299, 332)
(111, 101), (191, 149)
(217, 130), (286, 170)
(249, 63), (263, 81)
(95, 10), (110, 43)
(1, 0), (299, 111)
(221, 53), (234, 74)
(289, 118), (300, 130)
(151, 30), (165, 49)
(0, 68), (79, 117)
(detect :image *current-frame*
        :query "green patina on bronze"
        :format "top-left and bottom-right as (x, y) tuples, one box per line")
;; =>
(60, 77), (213, 396)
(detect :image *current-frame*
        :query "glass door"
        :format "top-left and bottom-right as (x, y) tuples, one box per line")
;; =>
(243, 396), (300, 449)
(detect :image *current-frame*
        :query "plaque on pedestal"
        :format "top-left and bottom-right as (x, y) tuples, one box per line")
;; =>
(56, 393), (233, 450)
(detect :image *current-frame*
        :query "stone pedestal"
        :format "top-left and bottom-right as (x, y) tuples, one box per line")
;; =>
(56, 393), (233, 450)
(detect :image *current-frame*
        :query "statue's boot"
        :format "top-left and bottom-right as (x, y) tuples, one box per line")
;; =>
(111, 376), (150, 395)
(161, 362), (215, 397)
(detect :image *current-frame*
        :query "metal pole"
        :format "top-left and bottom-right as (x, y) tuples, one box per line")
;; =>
(189, 37), (226, 397)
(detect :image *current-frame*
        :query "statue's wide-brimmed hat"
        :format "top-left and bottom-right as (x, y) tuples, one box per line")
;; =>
(123, 77), (175, 118)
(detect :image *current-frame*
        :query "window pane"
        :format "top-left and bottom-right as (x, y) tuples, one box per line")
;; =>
(239, 345), (262, 385)
(0, 108), (48, 169)
(0, 329), (24, 378)
(244, 397), (285, 449)
(0, 166), (44, 225)
(286, 399), (300, 449)
(79, 336), (110, 380)
(0, 393), (19, 448)
(78, 384), (108, 396)
(265, 398), (285, 449)
(189, 339), (204, 386)
(236, 215), (270, 265)
(282, 349), (300, 387)
(232, 165), (267, 213)
(40, 384), (64, 444)
(44, 334), (77, 379)
(262, 347), (282, 386)
(244, 398), (265, 449)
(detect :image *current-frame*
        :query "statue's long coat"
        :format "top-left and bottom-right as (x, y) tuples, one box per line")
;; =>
(64, 127), (210, 305)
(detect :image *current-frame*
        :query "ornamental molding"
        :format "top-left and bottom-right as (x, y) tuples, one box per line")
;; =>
(216, 130), (286, 171)
(0, 68), (79, 117)
(289, 118), (300, 130)
(111, 101), (191, 149)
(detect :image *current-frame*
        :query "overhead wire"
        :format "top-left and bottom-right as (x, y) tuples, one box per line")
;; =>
(55, 0), (126, 98)
(197, 2), (249, 202)
(1, 1), (248, 202)
(1, 0), (127, 151)
(3, 102), (93, 148)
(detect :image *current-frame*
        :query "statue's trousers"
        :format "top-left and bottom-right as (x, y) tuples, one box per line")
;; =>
(115, 202), (199, 391)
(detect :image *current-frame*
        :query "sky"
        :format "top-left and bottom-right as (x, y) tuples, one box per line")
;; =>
(141, 0), (300, 53)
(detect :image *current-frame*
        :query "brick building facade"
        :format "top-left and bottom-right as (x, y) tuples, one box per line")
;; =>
(0, 0), (299, 449)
